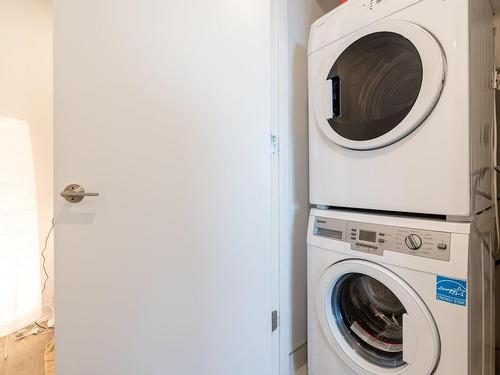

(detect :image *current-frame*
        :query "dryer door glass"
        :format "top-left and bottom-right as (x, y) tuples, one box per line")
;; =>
(331, 273), (406, 368)
(327, 32), (423, 141)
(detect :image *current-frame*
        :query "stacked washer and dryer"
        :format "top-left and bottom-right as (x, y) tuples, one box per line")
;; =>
(307, 0), (497, 374)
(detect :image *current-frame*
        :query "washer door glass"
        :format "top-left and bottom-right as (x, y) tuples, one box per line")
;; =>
(332, 273), (406, 368)
(327, 32), (423, 141)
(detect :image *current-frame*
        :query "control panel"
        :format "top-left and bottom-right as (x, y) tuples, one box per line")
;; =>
(361, 0), (388, 11)
(314, 217), (451, 261)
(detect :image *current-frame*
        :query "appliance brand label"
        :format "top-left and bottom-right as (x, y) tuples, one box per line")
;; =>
(436, 276), (467, 306)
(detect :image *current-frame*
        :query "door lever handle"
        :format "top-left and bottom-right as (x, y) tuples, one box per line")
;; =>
(61, 184), (99, 203)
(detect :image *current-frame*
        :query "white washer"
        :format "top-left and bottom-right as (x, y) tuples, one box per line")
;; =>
(308, 0), (494, 217)
(307, 208), (495, 375)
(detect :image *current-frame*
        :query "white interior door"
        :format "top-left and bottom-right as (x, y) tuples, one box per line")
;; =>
(54, 1), (274, 374)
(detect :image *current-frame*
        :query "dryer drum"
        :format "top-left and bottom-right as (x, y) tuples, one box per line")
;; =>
(327, 32), (423, 142)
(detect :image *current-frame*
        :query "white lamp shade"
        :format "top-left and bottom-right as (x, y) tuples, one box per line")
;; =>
(0, 116), (41, 337)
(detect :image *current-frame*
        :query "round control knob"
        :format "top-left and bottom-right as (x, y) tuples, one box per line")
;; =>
(405, 234), (422, 250)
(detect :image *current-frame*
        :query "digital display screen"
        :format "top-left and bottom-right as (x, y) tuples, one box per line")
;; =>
(359, 230), (376, 243)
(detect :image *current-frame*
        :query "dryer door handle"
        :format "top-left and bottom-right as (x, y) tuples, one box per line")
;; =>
(403, 313), (417, 364)
(330, 76), (341, 119)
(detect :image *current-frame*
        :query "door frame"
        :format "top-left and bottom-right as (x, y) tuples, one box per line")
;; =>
(270, 1), (282, 375)
(272, 0), (298, 374)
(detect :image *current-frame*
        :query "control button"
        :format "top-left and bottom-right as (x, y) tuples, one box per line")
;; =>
(405, 234), (422, 250)
(378, 238), (385, 243)
(438, 244), (447, 250)
(379, 233), (385, 236)
(351, 237), (356, 240)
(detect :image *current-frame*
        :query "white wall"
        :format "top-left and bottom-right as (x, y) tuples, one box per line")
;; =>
(285, 1), (339, 373)
(0, 0), (54, 316)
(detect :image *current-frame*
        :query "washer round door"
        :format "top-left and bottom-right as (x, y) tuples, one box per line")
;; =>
(316, 260), (440, 374)
(313, 21), (445, 150)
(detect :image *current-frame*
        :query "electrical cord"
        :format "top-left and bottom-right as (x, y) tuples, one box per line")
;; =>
(493, 95), (499, 259)
(34, 218), (56, 331)
(35, 321), (49, 330)
(41, 218), (54, 294)
(4, 220), (56, 339)
(489, 0), (496, 15)
(490, 27), (500, 260)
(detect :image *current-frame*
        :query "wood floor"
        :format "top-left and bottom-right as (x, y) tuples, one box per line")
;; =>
(0, 330), (53, 375)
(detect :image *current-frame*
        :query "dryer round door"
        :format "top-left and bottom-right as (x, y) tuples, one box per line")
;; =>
(316, 259), (440, 374)
(314, 21), (445, 150)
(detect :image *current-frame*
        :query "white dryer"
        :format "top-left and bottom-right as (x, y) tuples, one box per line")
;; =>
(307, 208), (495, 375)
(308, 0), (494, 217)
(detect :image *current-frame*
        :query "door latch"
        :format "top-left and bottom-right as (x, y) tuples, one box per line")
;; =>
(61, 184), (99, 203)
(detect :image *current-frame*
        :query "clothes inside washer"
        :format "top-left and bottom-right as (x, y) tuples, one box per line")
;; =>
(332, 273), (406, 368)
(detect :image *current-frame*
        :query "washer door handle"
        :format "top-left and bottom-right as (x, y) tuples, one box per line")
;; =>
(403, 313), (417, 364)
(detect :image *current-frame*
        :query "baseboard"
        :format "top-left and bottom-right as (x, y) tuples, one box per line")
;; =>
(289, 343), (307, 375)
